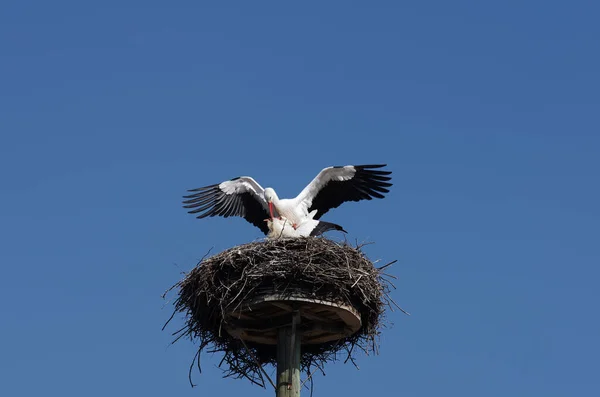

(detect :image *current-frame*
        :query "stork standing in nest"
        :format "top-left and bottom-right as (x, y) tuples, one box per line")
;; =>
(182, 164), (392, 237)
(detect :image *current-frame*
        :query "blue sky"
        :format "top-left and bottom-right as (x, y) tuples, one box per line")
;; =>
(1, 1), (599, 396)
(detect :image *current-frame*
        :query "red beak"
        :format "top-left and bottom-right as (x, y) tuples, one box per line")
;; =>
(268, 202), (274, 219)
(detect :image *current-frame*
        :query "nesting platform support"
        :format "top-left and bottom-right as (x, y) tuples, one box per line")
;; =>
(276, 311), (301, 397)
(225, 294), (362, 396)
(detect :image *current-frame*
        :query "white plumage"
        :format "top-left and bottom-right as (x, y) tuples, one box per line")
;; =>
(182, 164), (392, 236)
(266, 211), (346, 239)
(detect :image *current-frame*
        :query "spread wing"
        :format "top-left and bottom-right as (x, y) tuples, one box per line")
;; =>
(182, 176), (270, 234)
(295, 164), (392, 220)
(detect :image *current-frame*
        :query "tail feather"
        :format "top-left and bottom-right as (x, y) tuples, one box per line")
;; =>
(309, 220), (347, 236)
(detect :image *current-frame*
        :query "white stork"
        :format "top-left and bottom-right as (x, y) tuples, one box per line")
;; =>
(182, 164), (392, 236)
(266, 212), (347, 239)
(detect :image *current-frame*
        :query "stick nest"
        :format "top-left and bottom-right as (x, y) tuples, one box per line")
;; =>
(163, 237), (399, 388)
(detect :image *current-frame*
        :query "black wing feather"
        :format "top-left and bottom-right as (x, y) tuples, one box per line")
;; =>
(182, 182), (270, 234)
(309, 164), (392, 220)
(309, 221), (347, 236)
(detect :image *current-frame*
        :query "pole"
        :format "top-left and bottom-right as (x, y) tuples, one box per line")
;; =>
(276, 310), (301, 397)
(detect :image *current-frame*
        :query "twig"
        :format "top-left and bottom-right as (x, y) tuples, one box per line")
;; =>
(377, 259), (397, 271)
(239, 338), (276, 390)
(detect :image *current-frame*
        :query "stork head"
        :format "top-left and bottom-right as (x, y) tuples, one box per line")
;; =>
(264, 188), (277, 203)
(264, 188), (278, 219)
(264, 216), (289, 239)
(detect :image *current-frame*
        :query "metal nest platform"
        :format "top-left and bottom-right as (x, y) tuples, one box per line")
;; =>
(163, 237), (402, 390)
